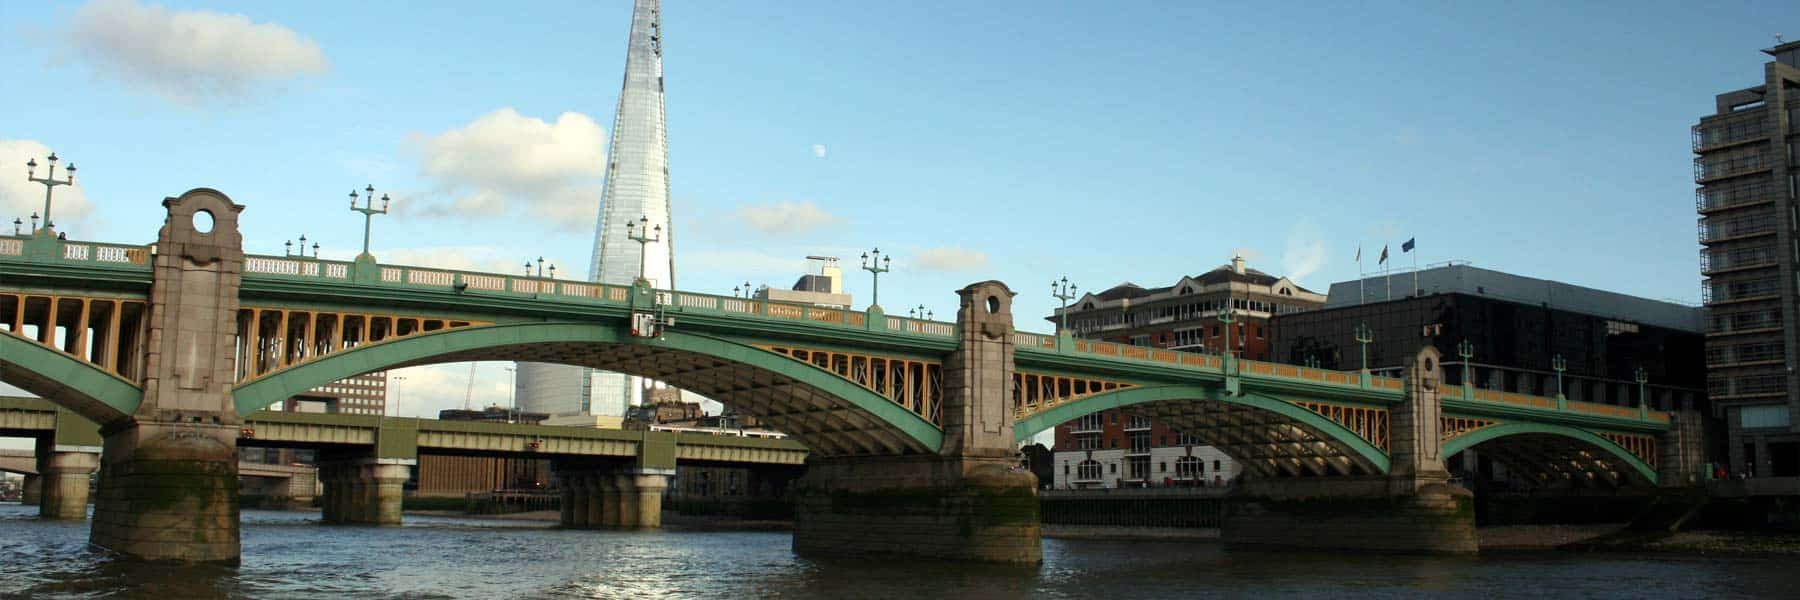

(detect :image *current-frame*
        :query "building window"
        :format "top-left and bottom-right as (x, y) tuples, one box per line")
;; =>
(1176, 456), (1202, 478)
(1129, 431), (1151, 453)
(1109, 463), (1117, 474)
(1213, 460), (1222, 471)
(1076, 460), (1101, 481)
(1127, 456), (1150, 480)
(1740, 405), (1792, 428)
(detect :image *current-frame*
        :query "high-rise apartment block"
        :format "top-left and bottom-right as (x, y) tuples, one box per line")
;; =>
(1695, 41), (1800, 477)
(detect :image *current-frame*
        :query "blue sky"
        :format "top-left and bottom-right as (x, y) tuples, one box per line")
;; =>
(2, 0), (1796, 418)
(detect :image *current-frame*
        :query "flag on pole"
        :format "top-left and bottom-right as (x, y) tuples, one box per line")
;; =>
(1402, 238), (1415, 253)
(1378, 245), (1389, 265)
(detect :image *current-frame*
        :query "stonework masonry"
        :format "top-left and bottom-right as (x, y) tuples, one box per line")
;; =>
(792, 281), (1043, 564)
(89, 190), (246, 563)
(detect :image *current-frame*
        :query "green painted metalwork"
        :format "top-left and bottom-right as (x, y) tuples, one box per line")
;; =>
(1012, 384), (1392, 474)
(230, 322), (943, 452)
(638, 431), (678, 470)
(0, 334), (139, 423)
(1439, 422), (1658, 485)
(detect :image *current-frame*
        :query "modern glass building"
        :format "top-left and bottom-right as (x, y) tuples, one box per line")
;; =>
(516, 0), (675, 418)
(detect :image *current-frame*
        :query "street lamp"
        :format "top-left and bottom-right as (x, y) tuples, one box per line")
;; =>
(1217, 307), (1239, 357)
(733, 281), (753, 299)
(1456, 339), (1475, 394)
(860, 248), (891, 309)
(625, 215), (661, 285)
(505, 366), (518, 424)
(1635, 367), (1650, 419)
(1551, 354), (1568, 406)
(909, 305), (933, 320)
(25, 153), (76, 234)
(349, 185), (390, 258)
(10, 218), (20, 235)
(1353, 322), (1374, 374)
(1051, 277), (1078, 333)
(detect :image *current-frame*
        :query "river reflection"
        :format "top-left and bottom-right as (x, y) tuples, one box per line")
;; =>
(1, 504), (1793, 599)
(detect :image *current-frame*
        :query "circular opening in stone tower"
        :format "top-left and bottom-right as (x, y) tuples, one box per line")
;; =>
(193, 209), (215, 233)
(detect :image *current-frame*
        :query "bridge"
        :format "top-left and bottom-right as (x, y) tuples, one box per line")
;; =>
(0, 189), (1700, 563)
(0, 444), (319, 507)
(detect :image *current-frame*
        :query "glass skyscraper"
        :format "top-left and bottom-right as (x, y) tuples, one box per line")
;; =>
(515, 0), (674, 418)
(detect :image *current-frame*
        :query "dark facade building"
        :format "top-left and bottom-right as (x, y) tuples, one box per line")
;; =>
(1694, 41), (1800, 478)
(1272, 264), (1706, 413)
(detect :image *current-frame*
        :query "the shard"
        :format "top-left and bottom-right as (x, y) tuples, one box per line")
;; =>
(514, 0), (673, 418)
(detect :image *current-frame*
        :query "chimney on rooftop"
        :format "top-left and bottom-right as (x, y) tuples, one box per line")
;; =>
(1231, 255), (1246, 275)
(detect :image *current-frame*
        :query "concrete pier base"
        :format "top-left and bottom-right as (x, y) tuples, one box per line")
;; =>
(40, 448), (100, 520)
(1221, 478), (1477, 553)
(320, 458), (412, 525)
(21, 474), (41, 505)
(792, 455), (1041, 564)
(554, 466), (670, 529)
(88, 422), (240, 563)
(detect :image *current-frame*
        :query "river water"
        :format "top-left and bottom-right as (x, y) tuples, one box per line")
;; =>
(1, 504), (1794, 599)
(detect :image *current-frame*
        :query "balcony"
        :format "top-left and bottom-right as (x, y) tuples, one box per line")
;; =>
(1694, 152), (1772, 183)
(1701, 245), (1779, 275)
(1696, 181), (1778, 213)
(1699, 216), (1778, 244)
(1692, 116), (1770, 152)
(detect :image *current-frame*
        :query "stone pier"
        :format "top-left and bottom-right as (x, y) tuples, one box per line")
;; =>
(553, 464), (673, 530)
(791, 281), (1042, 564)
(1221, 347), (1477, 553)
(319, 459), (413, 525)
(87, 190), (246, 563)
(38, 447), (99, 520)
(21, 474), (41, 505)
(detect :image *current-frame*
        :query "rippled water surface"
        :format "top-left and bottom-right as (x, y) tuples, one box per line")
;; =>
(2, 504), (1795, 599)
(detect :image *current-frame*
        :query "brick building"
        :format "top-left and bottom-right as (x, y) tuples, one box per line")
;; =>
(1046, 258), (1324, 489)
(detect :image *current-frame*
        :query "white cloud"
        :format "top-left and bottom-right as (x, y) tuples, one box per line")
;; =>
(734, 201), (840, 234)
(0, 140), (93, 231)
(408, 108), (606, 233)
(912, 246), (989, 272)
(811, 144), (827, 158)
(1281, 218), (1328, 284)
(64, 0), (328, 104)
(388, 362), (518, 418)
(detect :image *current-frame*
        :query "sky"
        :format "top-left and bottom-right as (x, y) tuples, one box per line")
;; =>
(2, 0), (1798, 422)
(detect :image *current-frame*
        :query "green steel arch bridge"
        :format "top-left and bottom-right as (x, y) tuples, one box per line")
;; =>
(0, 189), (1693, 564)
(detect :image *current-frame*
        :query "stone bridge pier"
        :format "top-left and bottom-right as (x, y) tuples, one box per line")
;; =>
(553, 434), (675, 529)
(36, 437), (100, 520)
(1221, 347), (1479, 553)
(791, 281), (1041, 564)
(88, 190), (245, 563)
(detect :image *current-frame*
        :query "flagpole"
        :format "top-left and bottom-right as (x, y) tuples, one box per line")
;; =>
(1412, 246), (1419, 298)
(1384, 243), (1392, 301)
(1357, 247), (1365, 305)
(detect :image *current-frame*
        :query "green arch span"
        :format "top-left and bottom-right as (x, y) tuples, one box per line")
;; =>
(1441, 422), (1658, 485)
(1014, 384), (1391, 474)
(230, 322), (943, 451)
(0, 334), (139, 425)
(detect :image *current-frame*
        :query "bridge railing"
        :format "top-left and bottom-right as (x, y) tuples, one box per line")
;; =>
(1456, 386), (1669, 423)
(237, 253), (960, 339)
(0, 235), (152, 266)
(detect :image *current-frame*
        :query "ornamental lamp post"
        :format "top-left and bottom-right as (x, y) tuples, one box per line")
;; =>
(1457, 339), (1475, 396)
(1552, 354), (1568, 408)
(1353, 322), (1374, 374)
(349, 185), (390, 259)
(625, 215), (661, 285)
(861, 248), (891, 310)
(25, 153), (76, 234)
(1052, 277), (1079, 333)
(1635, 367), (1650, 420)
